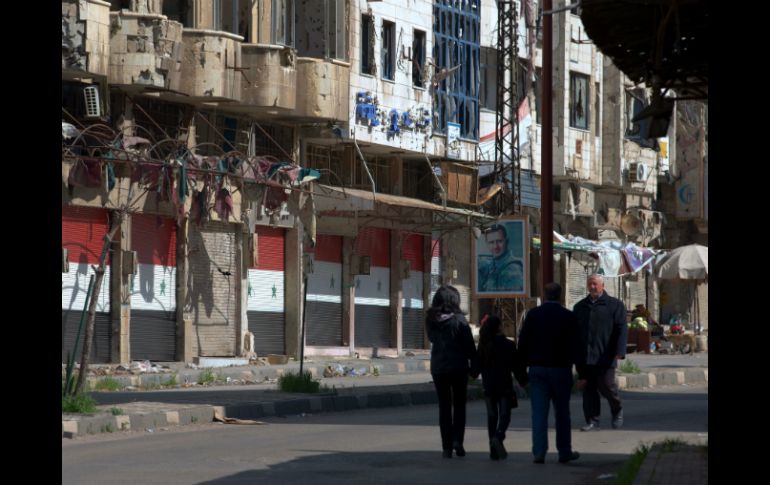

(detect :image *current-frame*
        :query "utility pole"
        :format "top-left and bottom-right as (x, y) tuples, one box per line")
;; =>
(540, 0), (554, 297)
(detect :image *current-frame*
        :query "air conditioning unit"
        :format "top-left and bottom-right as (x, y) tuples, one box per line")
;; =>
(628, 163), (649, 183)
(83, 86), (102, 118)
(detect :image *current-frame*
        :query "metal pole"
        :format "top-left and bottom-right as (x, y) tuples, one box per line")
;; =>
(299, 274), (308, 376)
(540, 0), (554, 298)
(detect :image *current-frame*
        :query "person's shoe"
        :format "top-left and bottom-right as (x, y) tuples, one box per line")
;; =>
(442, 449), (453, 459)
(453, 441), (466, 457)
(491, 437), (507, 460)
(489, 441), (499, 461)
(533, 455), (545, 464)
(558, 451), (580, 464)
(580, 421), (600, 432)
(611, 411), (624, 429)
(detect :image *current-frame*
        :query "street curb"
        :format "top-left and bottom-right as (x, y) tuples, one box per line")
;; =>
(63, 367), (707, 438)
(80, 360), (433, 390)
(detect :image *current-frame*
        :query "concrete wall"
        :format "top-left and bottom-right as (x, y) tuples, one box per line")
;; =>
(179, 29), (243, 101)
(62, 0), (111, 77)
(241, 44), (297, 110)
(108, 12), (183, 90)
(296, 58), (350, 120)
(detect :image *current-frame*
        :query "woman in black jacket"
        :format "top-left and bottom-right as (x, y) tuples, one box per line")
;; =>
(426, 285), (478, 459)
(477, 314), (528, 460)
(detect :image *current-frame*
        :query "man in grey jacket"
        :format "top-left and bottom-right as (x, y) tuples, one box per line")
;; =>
(573, 274), (628, 431)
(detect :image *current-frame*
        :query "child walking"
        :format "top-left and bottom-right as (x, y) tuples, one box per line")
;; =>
(477, 314), (529, 460)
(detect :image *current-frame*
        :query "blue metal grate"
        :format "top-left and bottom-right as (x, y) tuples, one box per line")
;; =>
(433, 0), (480, 140)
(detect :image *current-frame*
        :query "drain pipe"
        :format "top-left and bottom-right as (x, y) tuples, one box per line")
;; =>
(424, 153), (447, 209)
(352, 137), (376, 202)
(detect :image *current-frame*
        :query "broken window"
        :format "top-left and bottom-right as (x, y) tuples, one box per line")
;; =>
(433, 0), (480, 139)
(306, 144), (348, 186)
(163, 0), (194, 28)
(272, 0), (294, 47)
(569, 72), (589, 130)
(326, 0), (346, 60)
(353, 155), (392, 194)
(361, 15), (375, 74)
(595, 82), (601, 137)
(381, 20), (395, 81)
(534, 68), (542, 124)
(402, 159), (432, 199)
(480, 47), (496, 110)
(412, 30), (426, 88)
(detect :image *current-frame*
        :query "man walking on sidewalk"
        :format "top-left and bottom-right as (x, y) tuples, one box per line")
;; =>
(574, 274), (628, 431)
(518, 282), (581, 464)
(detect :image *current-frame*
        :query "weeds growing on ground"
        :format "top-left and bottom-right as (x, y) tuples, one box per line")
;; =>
(610, 443), (650, 485)
(93, 376), (124, 391)
(278, 371), (333, 393)
(62, 393), (98, 414)
(198, 368), (216, 385)
(618, 359), (641, 374)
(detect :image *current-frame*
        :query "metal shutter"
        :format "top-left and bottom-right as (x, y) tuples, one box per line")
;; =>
(305, 235), (343, 346)
(402, 233), (425, 349)
(247, 226), (285, 355)
(62, 206), (111, 363)
(354, 228), (391, 348)
(129, 213), (177, 361)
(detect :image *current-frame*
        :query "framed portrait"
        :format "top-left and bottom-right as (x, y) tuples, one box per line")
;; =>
(473, 215), (529, 298)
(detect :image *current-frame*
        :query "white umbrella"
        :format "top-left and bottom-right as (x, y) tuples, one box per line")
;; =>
(655, 244), (708, 335)
(656, 244), (708, 281)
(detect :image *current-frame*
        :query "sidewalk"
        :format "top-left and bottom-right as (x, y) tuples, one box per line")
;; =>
(632, 443), (708, 485)
(63, 352), (707, 439)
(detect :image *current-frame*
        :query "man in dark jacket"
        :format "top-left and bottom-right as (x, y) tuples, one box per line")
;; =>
(573, 274), (628, 431)
(518, 282), (581, 464)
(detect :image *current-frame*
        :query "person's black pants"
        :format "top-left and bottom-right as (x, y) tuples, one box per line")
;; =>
(432, 371), (468, 450)
(581, 365), (622, 423)
(484, 396), (512, 441)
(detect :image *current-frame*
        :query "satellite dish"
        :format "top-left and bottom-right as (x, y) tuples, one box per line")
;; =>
(620, 213), (642, 236)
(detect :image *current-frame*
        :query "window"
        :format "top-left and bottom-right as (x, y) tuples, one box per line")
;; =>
(625, 91), (645, 137)
(594, 82), (601, 136)
(381, 20), (395, 81)
(306, 144), (347, 186)
(162, 0), (193, 28)
(361, 15), (374, 74)
(533, 72), (540, 123)
(218, 0), (251, 38)
(433, 0), (480, 139)
(480, 47), (497, 110)
(354, 155), (391, 194)
(569, 72), (589, 130)
(326, 0), (346, 60)
(272, 0), (294, 46)
(402, 160), (432, 199)
(412, 30), (426, 87)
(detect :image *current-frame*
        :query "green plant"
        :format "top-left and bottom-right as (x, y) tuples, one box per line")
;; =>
(110, 407), (124, 416)
(198, 368), (215, 385)
(62, 393), (98, 414)
(94, 376), (124, 392)
(659, 437), (688, 452)
(610, 443), (650, 485)
(165, 373), (178, 387)
(190, 415), (198, 423)
(278, 371), (324, 393)
(618, 359), (641, 374)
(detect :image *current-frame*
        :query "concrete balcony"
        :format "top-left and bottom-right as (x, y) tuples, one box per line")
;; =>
(108, 11), (183, 91)
(62, 0), (111, 79)
(294, 58), (349, 121)
(240, 44), (296, 112)
(179, 29), (243, 103)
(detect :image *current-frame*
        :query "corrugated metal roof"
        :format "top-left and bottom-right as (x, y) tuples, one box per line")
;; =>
(520, 171), (541, 208)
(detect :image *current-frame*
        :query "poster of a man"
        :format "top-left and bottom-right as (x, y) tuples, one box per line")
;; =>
(474, 217), (529, 298)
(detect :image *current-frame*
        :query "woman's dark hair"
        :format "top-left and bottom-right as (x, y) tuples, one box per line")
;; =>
(426, 285), (463, 333)
(478, 314), (502, 368)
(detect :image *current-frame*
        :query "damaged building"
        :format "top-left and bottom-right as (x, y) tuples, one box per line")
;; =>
(61, 0), (707, 365)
